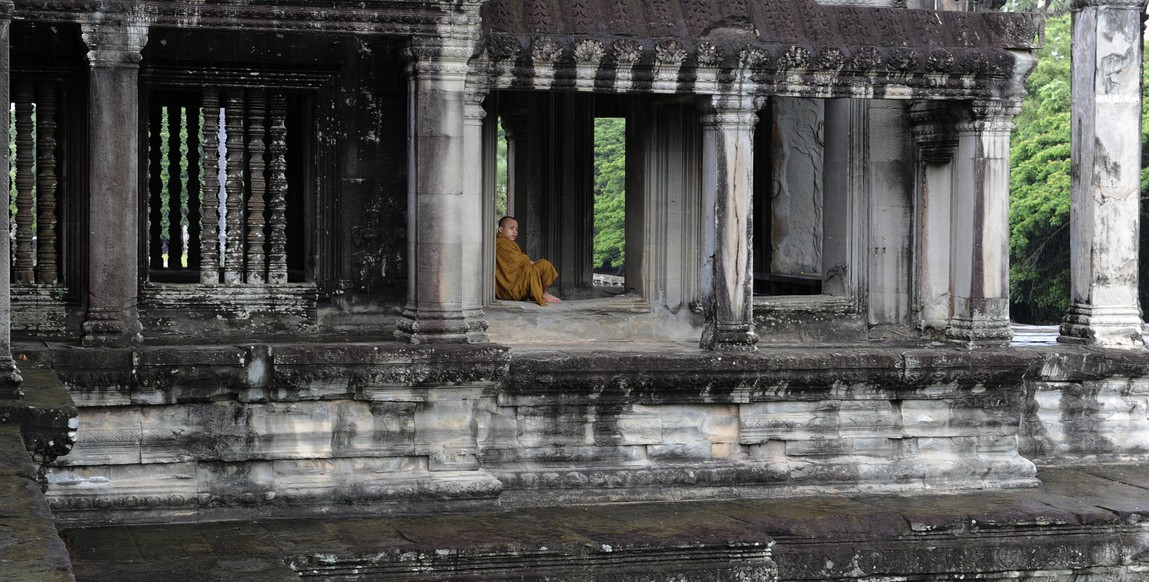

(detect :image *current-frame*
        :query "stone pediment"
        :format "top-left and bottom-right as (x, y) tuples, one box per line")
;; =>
(480, 0), (1042, 99)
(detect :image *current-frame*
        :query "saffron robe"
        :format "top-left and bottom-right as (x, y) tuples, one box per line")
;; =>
(495, 233), (558, 306)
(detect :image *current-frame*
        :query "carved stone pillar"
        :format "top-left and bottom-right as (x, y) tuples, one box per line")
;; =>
(699, 95), (760, 351)
(0, 0), (22, 396)
(910, 102), (960, 335)
(80, 10), (147, 347)
(395, 30), (476, 344)
(1059, 0), (1148, 348)
(461, 89), (489, 343)
(946, 100), (1018, 346)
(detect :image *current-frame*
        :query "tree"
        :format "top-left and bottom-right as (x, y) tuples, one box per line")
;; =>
(594, 117), (626, 271)
(1008, 13), (1072, 323)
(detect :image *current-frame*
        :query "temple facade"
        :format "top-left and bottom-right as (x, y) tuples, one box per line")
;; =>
(0, 3), (1146, 576)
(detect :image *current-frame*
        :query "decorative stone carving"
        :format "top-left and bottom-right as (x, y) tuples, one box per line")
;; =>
(815, 47), (846, 71)
(695, 42), (724, 67)
(739, 46), (772, 70)
(612, 39), (642, 65)
(927, 49), (955, 73)
(574, 39), (606, 64)
(655, 39), (687, 66)
(529, 36), (562, 63)
(778, 46), (809, 71)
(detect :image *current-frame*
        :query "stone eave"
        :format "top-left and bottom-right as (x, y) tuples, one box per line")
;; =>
(478, 0), (1041, 100)
(477, 33), (1034, 101)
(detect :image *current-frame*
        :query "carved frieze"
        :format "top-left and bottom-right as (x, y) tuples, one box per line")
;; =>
(526, 0), (551, 33)
(568, 0), (596, 34)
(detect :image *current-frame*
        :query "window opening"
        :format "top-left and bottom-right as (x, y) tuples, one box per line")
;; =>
(496, 116), (508, 217)
(593, 116), (625, 290)
(146, 88), (307, 285)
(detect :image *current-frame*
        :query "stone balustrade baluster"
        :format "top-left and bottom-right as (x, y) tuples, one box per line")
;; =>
(12, 80), (34, 284)
(266, 91), (288, 285)
(245, 89), (267, 284)
(34, 80), (58, 285)
(223, 90), (245, 284)
(200, 88), (221, 284)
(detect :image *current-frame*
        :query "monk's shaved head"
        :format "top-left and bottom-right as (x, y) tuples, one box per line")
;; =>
(498, 216), (516, 228)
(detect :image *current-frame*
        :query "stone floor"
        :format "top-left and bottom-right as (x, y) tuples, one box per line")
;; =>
(56, 463), (1149, 581)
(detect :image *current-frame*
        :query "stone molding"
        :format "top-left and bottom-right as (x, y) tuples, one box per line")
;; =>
(79, 9), (150, 67)
(910, 103), (961, 164)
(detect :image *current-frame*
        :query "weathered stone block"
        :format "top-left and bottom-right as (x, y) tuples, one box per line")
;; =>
(741, 401), (839, 443)
(330, 401), (416, 458)
(60, 408), (142, 466)
(660, 404), (739, 445)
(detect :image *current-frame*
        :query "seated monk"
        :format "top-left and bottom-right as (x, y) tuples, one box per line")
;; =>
(495, 216), (562, 305)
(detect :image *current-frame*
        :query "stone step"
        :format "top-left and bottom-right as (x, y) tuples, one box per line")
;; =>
(60, 463), (1149, 581)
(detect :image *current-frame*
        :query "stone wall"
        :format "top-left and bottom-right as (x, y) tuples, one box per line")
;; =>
(34, 343), (1073, 524)
(1021, 350), (1149, 463)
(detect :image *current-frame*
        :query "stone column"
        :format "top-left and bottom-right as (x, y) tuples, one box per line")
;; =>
(1059, 0), (1147, 348)
(394, 30), (476, 344)
(80, 9), (147, 347)
(910, 102), (960, 336)
(0, 0), (21, 396)
(699, 95), (760, 351)
(946, 100), (1018, 346)
(461, 88), (489, 343)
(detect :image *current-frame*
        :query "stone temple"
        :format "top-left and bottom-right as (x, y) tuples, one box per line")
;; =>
(0, 0), (1146, 580)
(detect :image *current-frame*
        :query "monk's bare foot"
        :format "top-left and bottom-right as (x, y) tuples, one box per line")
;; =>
(543, 292), (562, 304)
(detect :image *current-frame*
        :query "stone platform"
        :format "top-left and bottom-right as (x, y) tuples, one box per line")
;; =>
(60, 463), (1149, 581)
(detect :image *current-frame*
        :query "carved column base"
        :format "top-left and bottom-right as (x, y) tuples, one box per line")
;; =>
(463, 309), (490, 344)
(395, 309), (471, 344)
(1058, 304), (1144, 348)
(701, 323), (759, 352)
(945, 316), (1012, 347)
(81, 307), (143, 347)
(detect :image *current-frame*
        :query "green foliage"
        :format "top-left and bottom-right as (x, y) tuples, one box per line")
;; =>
(594, 117), (626, 270)
(1008, 13), (1072, 323)
(1002, 0), (1070, 15)
(496, 119), (508, 217)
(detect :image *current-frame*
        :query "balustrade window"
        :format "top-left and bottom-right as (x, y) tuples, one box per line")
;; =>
(8, 78), (63, 287)
(146, 87), (308, 285)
